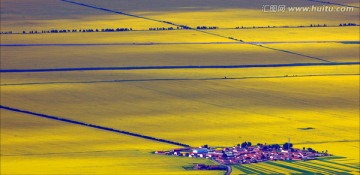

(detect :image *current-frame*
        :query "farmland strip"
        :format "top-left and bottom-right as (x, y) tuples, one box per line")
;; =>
(2, 73), (358, 87)
(296, 161), (351, 173)
(2, 62), (359, 73)
(294, 161), (346, 174)
(266, 161), (317, 174)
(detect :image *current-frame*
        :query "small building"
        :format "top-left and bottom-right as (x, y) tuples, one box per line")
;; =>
(193, 148), (208, 154)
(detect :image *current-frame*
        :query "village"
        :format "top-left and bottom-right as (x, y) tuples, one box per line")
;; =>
(155, 141), (331, 169)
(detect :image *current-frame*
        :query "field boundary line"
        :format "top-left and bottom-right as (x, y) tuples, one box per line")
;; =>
(1, 62), (359, 73)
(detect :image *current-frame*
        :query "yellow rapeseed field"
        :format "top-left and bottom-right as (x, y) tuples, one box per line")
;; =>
(1, 0), (359, 174)
(1, 110), (222, 175)
(262, 43), (360, 62)
(212, 27), (359, 42)
(1, 43), (328, 70)
(1, 66), (359, 174)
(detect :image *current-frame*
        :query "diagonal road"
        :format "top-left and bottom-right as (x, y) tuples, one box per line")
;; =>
(0, 105), (190, 147)
(60, 0), (332, 63)
(307, 0), (359, 8)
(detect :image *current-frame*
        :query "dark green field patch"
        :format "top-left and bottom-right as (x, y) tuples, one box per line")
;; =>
(309, 161), (355, 173)
(266, 161), (320, 174)
(298, 127), (315, 130)
(182, 165), (194, 170)
(320, 159), (360, 170)
(294, 161), (349, 174)
(234, 165), (267, 174)
(245, 164), (277, 174)
(341, 41), (360, 44)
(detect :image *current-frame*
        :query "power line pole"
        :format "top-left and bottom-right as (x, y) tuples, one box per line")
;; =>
(288, 138), (291, 160)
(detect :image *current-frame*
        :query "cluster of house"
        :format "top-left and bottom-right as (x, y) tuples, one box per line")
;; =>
(155, 143), (331, 165)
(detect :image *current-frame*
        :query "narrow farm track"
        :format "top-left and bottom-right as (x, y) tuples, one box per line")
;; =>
(60, 0), (332, 63)
(2, 62), (359, 73)
(1, 73), (358, 87)
(0, 105), (190, 147)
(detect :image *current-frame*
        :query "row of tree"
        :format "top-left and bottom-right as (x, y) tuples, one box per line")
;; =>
(237, 141), (252, 148)
(23, 28), (133, 34)
(2, 22), (358, 35)
(196, 26), (218, 30)
(339, 23), (357, 26)
(310, 24), (327, 27)
(0, 31), (12, 34)
(236, 23), (358, 29)
(149, 27), (175, 31)
(149, 26), (218, 31)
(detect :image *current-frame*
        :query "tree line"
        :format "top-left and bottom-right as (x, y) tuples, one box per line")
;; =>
(22, 27), (133, 34)
(235, 23), (358, 29)
(1, 23), (358, 35)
